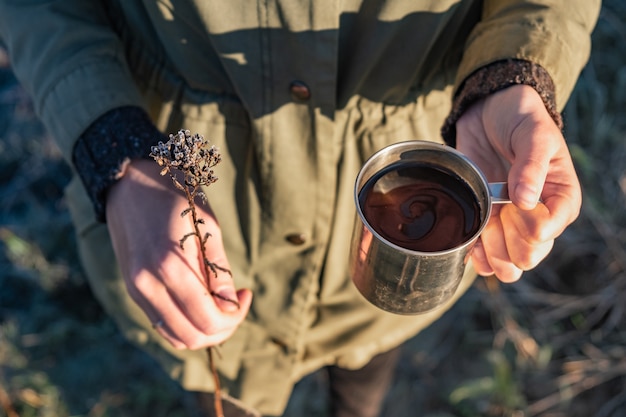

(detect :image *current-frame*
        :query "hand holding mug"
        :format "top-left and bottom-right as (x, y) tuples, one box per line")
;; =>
(456, 85), (582, 282)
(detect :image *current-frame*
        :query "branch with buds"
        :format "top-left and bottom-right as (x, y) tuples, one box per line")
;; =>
(150, 129), (237, 417)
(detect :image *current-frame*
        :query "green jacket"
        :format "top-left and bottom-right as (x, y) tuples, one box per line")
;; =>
(0, 0), (600, 414)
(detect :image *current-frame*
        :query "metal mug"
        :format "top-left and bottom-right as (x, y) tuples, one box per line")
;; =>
(349, 140), (510, 315)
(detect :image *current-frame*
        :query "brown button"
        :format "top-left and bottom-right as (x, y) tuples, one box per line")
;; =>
(289, 80), (311, 101)
(285, 233), (307, 245)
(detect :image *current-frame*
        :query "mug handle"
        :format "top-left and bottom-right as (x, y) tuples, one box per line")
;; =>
(489, 182), (545, 205)
(489, 182), (512, 204)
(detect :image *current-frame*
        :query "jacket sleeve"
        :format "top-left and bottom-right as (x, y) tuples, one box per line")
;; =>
(0, 0), (144, 165)
(455, 0), (601, 111)
(441, 59), (561, 147)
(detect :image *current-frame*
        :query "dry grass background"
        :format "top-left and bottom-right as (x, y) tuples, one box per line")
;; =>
(1, 2), (625, 416)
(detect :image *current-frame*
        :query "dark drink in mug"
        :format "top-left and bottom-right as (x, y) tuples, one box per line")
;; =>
(359, 162), (482, 253)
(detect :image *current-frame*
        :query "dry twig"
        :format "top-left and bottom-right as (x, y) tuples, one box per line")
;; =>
(151, 129), (238, 417)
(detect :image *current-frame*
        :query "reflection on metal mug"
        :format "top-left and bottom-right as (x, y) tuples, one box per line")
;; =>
(349, 141), (511, 315)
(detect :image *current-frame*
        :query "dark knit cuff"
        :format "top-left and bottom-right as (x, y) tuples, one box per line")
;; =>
(441, 59), (562, 147)
(72, 106), (167, 222)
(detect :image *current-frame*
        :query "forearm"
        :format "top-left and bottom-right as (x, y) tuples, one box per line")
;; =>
(0, 0), (144, 164)
(456, 0), (600, 111)
(442, 0), (601, 147)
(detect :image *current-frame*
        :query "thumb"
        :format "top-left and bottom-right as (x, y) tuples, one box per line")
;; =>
(208, 264), (253, 314)
(213, 285), (253, 314)
(507, 123), (555, 211)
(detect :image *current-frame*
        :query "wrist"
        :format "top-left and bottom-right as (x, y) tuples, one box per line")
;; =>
(72, 106), (167, 223)
(441, 59), (562, 147)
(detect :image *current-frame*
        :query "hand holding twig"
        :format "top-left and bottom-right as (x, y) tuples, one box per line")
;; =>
(150, 129), (243, 417)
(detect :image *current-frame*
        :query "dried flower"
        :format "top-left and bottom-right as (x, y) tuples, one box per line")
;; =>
(150, 129), (236, 417)
(151, 129), (221, 193)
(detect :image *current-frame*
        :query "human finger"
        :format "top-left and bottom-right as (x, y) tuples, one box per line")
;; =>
(500, 205), (555, 270)
(127, 270), (203, 349)
(469, 238), (495, 277)
(479, 214), (523, 283)
(502, 193), (580, 248)
(158, 253), (251, 340)
(134, 269), (250, 349)
(507, 121), (558, 210)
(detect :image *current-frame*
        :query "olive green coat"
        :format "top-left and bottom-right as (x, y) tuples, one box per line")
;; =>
(0, 0), (600, 414)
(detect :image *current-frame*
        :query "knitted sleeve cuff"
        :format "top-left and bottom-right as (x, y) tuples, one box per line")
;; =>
(441, 59), (562, 148)
(72, 106), (167, 222)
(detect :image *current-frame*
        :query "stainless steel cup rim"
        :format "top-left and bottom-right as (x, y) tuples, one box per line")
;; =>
(354, 140), (497, 256)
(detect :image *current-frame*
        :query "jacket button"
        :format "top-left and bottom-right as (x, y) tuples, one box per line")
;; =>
(289, 81), (311, 101)
(285, 233), (307, 245)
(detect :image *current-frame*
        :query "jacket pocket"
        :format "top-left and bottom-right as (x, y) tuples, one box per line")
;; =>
(355, 86), (453, 162)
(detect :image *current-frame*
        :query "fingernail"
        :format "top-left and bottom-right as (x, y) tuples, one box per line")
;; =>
(515, 183), (538, 208)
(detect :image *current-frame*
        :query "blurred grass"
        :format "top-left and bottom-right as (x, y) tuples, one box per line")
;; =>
(1, 1), (625, 416)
